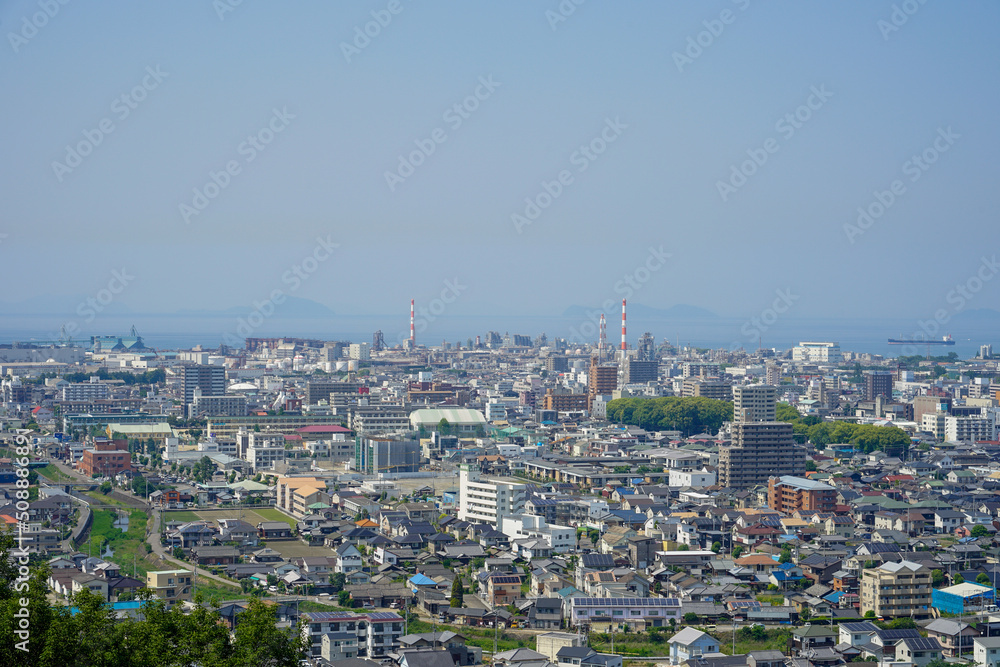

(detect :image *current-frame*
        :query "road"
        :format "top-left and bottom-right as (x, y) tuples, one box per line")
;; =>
(44, 461), (240, 590)
(145, 506), (240, 588)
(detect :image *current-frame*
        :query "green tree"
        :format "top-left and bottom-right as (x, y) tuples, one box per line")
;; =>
(779, 548), (792, 564)
(954, 574), (965, 584)
(229, 597), (307, 666)
(605, 396), (734, 437)
(683, 612), (699, 624)
(711, 541), (722, 554)
(978, 572), (992, 585)
(932, 569), (946, 586)
(100, 481), (113, 494)
(971, 524), (990, 538)
(864, 610), (877, 619)
(338, 590), (352, 607)
(450, 577), (464, 607)
(329, 572), (346, 593)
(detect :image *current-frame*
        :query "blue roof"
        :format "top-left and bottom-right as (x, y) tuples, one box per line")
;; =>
(70, 600), (145, 615)
(824, 591), (844, 603)
(408, 573), (437, 586)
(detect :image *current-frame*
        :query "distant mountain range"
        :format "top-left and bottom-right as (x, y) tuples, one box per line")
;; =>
(175, 296), (336, 319)
(562, 303), (718, 320)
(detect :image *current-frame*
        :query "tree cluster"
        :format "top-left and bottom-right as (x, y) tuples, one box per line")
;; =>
(0, 534), (305, 666)
(605, 397), (734, 436)
(776, 403), (911, 455)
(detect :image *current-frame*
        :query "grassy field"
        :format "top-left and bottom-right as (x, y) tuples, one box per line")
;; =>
(408, 619), (534, 653)
(37, 464), (72, 482)
(83, 508), (158, 578)
(253, 508), (298, 528)
(163, 510), (201, 522)
(713, 627), (793, 656)
(83, 491), (134, 508)
(190, 577), (245, 603)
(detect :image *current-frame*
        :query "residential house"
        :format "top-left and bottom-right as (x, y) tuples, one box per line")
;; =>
(669, 628), (721, 663)
(925, 618), (979, 658)
(336, 543), (364, 574)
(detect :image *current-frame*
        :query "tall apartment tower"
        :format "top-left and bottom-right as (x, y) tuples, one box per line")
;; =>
(719, 384), (804, 488)
(180, 364), (226, 416)
(588, 357), (618, 410)
(458, 465), (527, 528)
(865, 371), (893, 401)
(733, 385), (777, 422)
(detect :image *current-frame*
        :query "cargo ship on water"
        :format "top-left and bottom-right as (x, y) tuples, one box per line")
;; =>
(887, 334), (955, 346)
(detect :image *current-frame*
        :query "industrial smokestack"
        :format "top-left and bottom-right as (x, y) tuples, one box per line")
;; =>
(621, 299), (627, 351)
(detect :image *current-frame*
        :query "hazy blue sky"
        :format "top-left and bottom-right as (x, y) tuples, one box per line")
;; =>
(2, 1), (998, 344)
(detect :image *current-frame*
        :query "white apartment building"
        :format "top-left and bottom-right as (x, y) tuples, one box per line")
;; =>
(945, 414), (995, 443)
(733, 384), (777, 422)
(501, 514), (576, 553)
(197, 437), (238, 456)
(792, 342), (842, 364)
(246, 436), (286, 471)
(486, 401), (507, 421)
(459, 465), (527, 527)
(348, 343), (370, 361)
(62, 380), (110, 401)
(922, 412), (947, 440)
(668, 468), (717, 488)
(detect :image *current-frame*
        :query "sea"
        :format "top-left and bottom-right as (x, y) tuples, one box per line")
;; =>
(0, 313), (995, 360)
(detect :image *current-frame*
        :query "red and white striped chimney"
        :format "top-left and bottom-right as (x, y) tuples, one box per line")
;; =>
(621, 298), (627, 351)
(410, 299), (415, 346)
